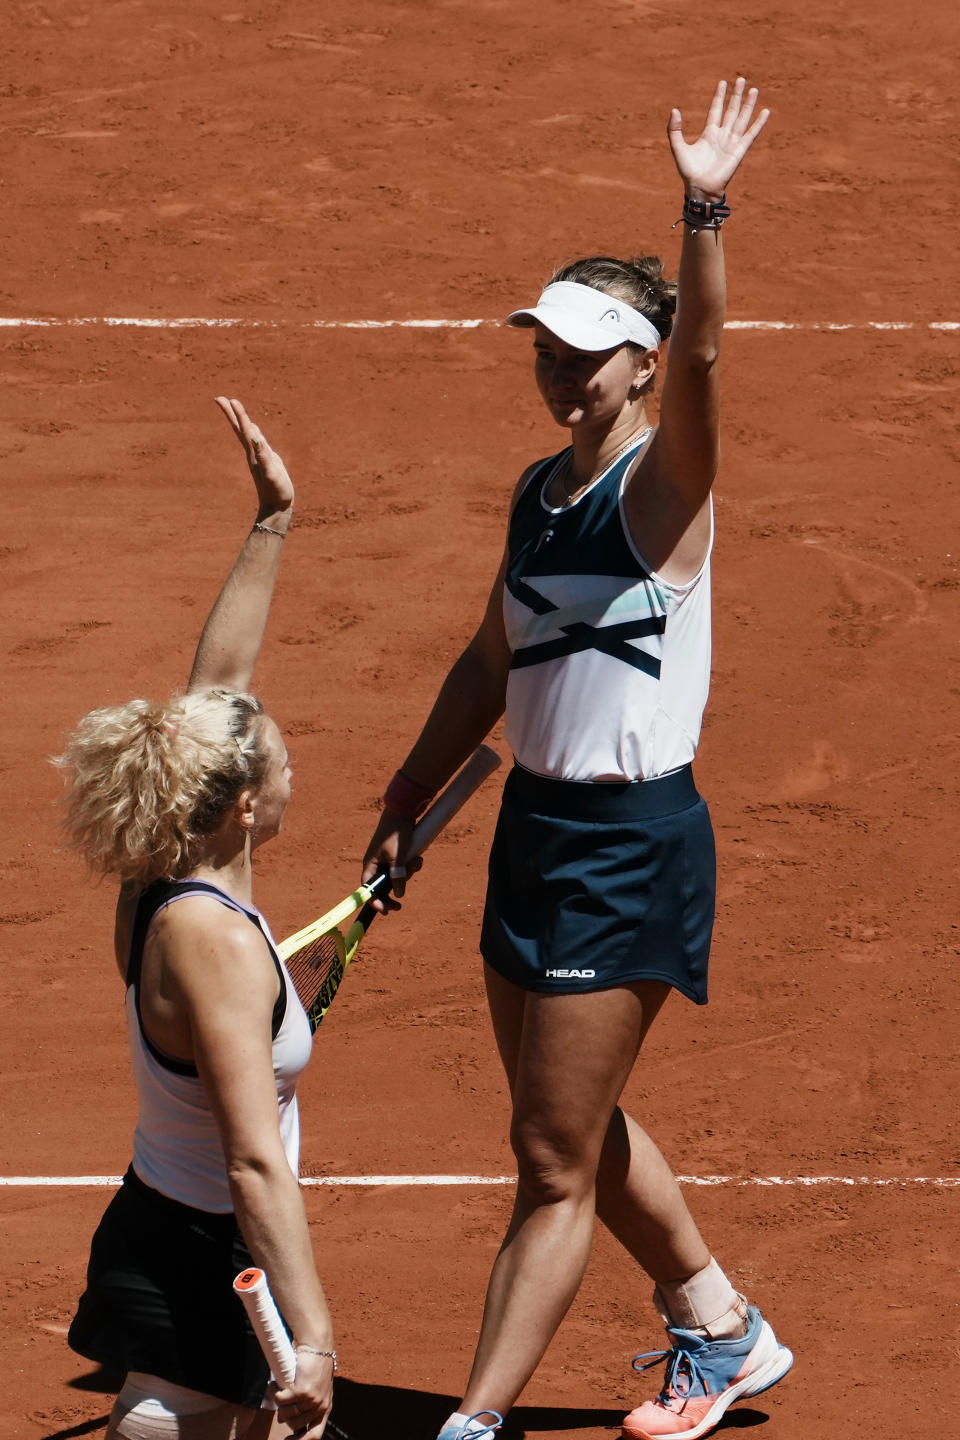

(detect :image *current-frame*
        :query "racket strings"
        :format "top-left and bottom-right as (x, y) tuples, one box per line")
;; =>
(283, 929), (347, 1026)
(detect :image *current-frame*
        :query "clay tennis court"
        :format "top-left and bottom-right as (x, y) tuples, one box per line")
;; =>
(3, 0), (958, 1436)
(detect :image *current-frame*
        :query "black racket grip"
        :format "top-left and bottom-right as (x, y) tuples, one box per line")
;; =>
(358, 869), (391, 925)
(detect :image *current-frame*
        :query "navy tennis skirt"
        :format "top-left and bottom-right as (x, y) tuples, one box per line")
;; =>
(68, 1166), (270, 1408)
(480, 763), (715, 1003)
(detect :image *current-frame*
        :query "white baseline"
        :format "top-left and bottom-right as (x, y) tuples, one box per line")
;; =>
(3, 1174), (959, 1188)
(0, 317), (957, 332)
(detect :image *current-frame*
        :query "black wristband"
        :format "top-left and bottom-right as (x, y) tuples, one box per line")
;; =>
(674, 194), (731, 233)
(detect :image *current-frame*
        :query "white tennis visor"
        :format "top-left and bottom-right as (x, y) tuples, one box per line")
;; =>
(507, 281), (661, 353)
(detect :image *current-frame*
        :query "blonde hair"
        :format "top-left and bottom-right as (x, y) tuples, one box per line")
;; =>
(54, 689), (270, 885)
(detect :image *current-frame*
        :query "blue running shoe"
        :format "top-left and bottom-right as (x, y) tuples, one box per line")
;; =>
(436, 1411), (503, 1440)
(622, 1305), (792, 1440)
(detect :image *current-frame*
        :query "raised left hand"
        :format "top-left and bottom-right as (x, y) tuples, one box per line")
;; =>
(667, 78), (770, 201)
(215, 396), (294, 521)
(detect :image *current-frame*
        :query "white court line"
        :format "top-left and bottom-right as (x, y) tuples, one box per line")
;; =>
(3, 1174), (960, 1188)
(0, 316), (958, 331)
(0, 317), (486, 330)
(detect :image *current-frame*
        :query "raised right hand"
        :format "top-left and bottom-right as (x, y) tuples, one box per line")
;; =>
(215, 396), (295, 524)
(667, 77), (770, 201)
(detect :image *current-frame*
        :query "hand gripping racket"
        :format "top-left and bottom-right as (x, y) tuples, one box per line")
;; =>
(278, 745), (501, 1030)
(233, 1267), (351, 1440)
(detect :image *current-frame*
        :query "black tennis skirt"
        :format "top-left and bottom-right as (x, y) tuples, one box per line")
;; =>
(480, 762), (715, 1003)
(68, 1166), (270, 1408)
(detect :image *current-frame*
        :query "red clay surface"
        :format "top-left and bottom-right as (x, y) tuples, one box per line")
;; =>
(3, 1), (959, 1437)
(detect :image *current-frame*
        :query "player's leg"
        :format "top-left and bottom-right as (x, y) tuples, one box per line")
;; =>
(487, 971), (713, 1288)
(450, 971), (676, 1422)
(105, 1372), (274, 1437)
(595, 1106), (717, 1293)
(594, 1107), (793, 1438)
(454, 971), (790, 1440)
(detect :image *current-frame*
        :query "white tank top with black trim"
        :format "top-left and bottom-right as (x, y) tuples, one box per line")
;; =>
(502, 434), (713, 782)
(125, 878), (313, 1214)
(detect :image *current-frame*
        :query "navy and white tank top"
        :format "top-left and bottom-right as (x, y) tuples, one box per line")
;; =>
(502, 433), (713, 781)
(125, 878), (313, 1213)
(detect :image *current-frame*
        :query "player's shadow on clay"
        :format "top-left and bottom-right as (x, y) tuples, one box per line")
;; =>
(332, 1377), (773, 1436)
(334, 1378), (622, 1435)
(48, 1371), (773, 1438)
(43, 1364), (122, 1439)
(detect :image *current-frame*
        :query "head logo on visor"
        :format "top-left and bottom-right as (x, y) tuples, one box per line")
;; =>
(507, 282), (661, 353)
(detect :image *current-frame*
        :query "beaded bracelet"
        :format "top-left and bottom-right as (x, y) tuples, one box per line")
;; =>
(674, 194), (731, 234)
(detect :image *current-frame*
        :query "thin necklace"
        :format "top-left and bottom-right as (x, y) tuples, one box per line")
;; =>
(560, 427), (650, 502)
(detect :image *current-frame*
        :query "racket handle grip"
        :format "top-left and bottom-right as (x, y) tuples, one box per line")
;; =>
(409, 744), (502, 856)
(233, 1267), (297, 1387)
(363, 745), (502, 909)
(355, 900), (380, 928)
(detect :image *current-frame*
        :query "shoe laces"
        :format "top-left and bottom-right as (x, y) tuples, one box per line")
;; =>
(455, 1411), (504, 1440)
(632, 1345), (708, 1406)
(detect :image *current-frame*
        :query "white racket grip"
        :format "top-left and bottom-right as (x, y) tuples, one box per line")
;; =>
(233, 1267), (296, 1387)
(409, 745), (502, 857)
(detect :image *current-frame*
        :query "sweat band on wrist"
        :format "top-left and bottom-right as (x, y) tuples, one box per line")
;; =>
(674, 193), (731, 234)
(383, 768), (436, 819)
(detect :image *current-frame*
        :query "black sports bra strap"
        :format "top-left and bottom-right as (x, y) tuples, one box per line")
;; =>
(128, 880), (288, 1075)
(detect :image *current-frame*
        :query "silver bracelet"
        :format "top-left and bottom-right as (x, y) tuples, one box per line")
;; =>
(294, 1344), (338, 1371)
(252, 521), (287, 539)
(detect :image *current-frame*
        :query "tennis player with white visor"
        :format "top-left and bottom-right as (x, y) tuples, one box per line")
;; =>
(515, 279), (665, 352)
(363, 79), (793, 1440)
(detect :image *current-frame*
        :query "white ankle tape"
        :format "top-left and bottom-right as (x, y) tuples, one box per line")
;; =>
(654, 1257), (746, 1335)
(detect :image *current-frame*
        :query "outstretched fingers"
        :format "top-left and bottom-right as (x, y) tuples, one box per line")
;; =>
(214, 393), (242, 435)
(722, 79), (769, 155)
(665, 107), (686, 165)
(217, 396), (267, 465)
(742, 99), (771, 151)
(731, 81), (755, 133)
(215, 395), (277, 472)
(213, 396), (294, 513)
(705, 77), (728, 130)
(668, 77), (770, 193)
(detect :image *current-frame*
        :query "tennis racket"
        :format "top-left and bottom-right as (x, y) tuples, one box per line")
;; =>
(233, 1267), (351, 1440)
(278, 745), (501, 1030)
